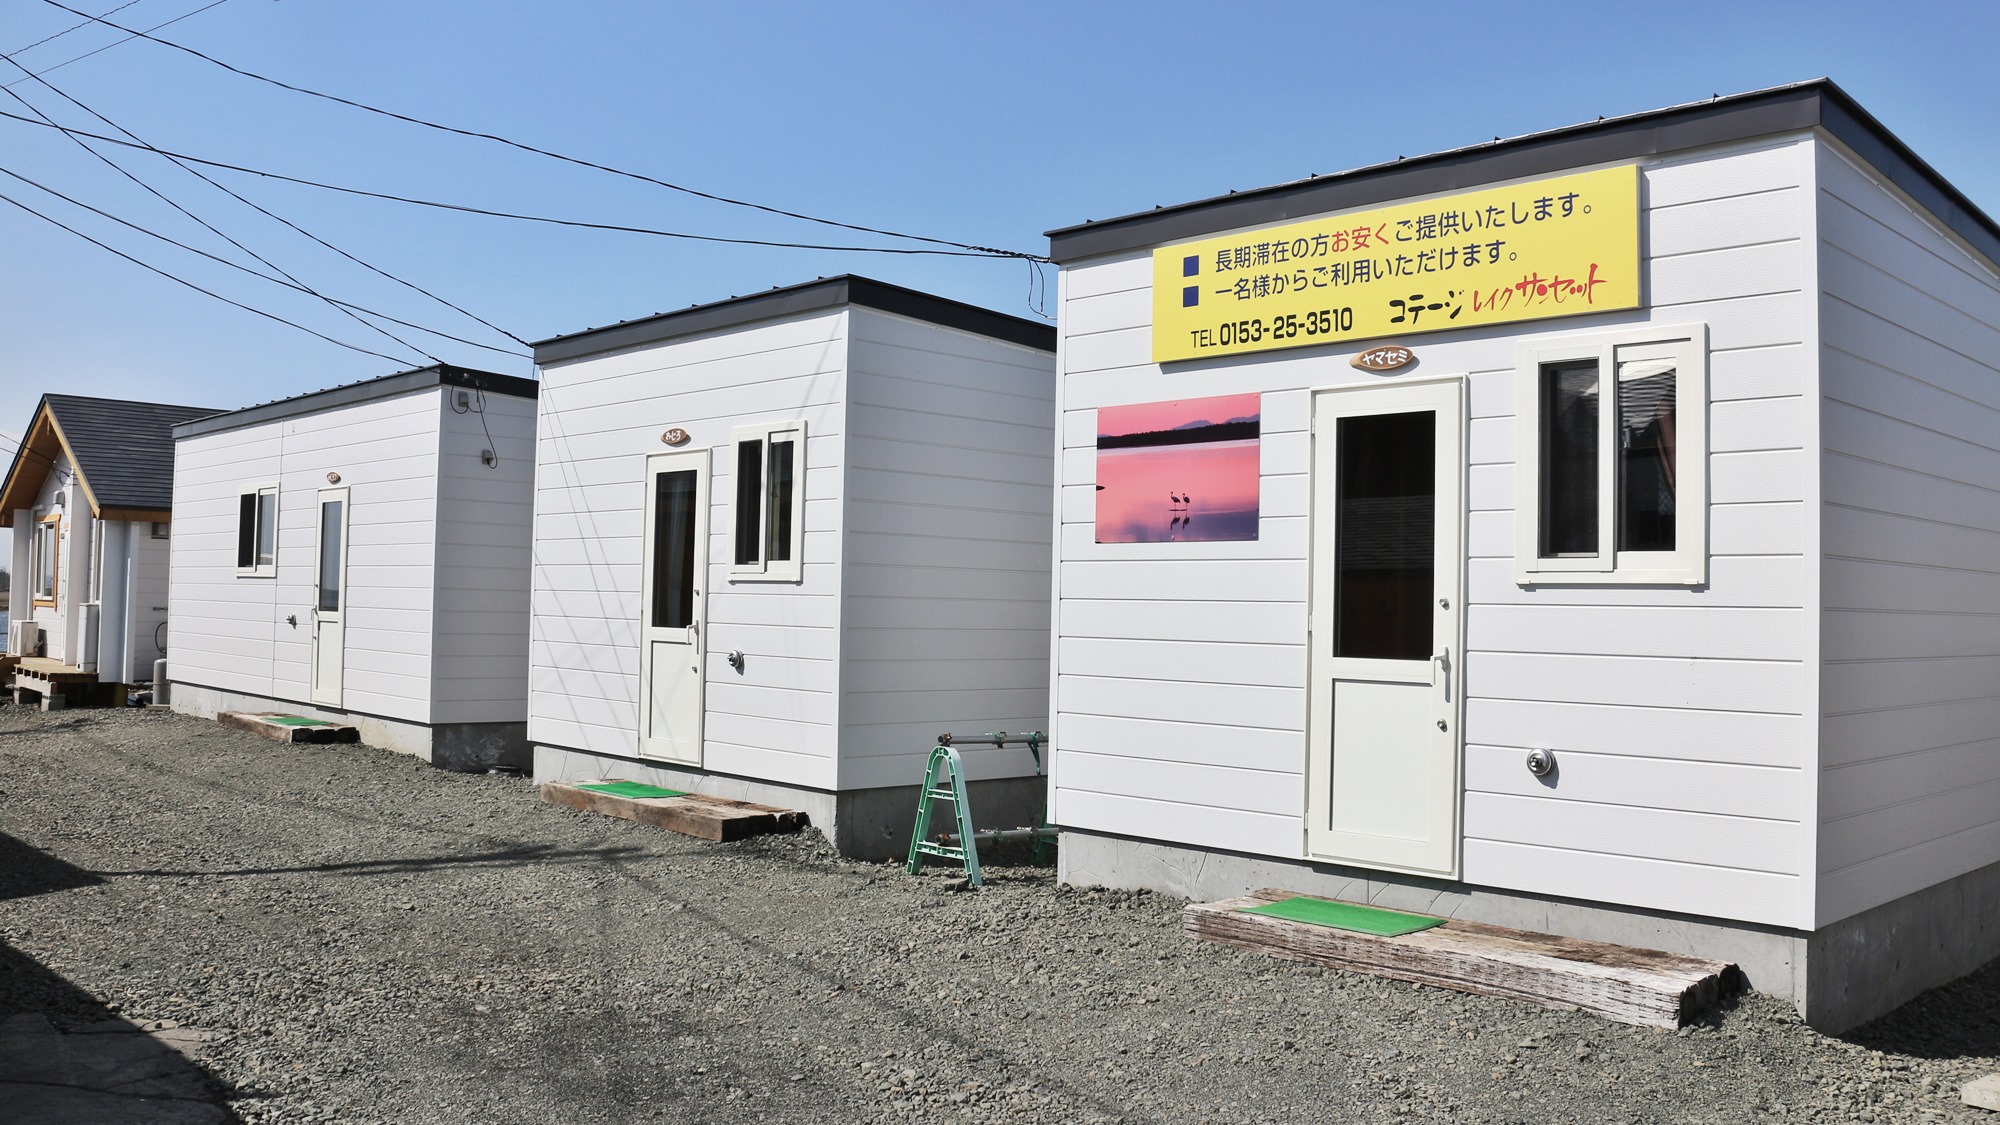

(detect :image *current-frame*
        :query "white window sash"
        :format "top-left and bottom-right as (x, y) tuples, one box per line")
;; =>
(236, 483), (279, 578)
(1515, 324), (1707, 586)
(727, 421), (805, 582)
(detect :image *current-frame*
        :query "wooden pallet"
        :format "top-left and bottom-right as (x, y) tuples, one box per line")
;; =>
(540, 780), (807, 843)
(218, 711), (361, 744)
(1185, 888), (1742, 1029)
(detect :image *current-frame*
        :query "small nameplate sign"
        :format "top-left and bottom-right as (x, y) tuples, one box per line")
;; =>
(1351, 345), (1415, 373)
(661, 428), (691, 446)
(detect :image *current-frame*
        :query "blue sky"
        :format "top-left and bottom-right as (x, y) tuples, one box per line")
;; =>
(1, 0), (1996, 556)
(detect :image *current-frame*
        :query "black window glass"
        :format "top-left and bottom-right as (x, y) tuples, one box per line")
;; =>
(1539, 360), (1599, 557)
(1335, 411), (1435, 661)
(733, 439), (763, 567)
(652, 470), (698, 629)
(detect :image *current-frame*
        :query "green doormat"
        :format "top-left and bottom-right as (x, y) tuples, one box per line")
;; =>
(577, 781), (689, 800)
(1237, 897), (1445, 937)
(267, 716), (334, 727)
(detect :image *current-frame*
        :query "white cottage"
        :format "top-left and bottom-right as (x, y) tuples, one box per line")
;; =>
(529, 276), (1057, 856)
(1044, 80), (2000, 1031)
(3, 395), (218, 704)
(167, 365), (538, 770)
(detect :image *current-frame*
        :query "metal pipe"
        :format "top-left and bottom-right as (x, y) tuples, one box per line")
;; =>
(939, 826), (1057, 845)
(935, 730), (1045, 749)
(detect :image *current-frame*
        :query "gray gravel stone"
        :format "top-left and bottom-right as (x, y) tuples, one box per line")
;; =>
(1, 706), (1996, 1123)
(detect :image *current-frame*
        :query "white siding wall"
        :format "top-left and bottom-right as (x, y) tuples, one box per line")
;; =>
(171, 391), (445, 724)
(530, 309), (848, 790)
(127, 526), (171, 682)
(1053, 140), (1816, 928)
(170, 427), (283, 696)
(431, 390), (536, 725)
(838, 308), (1057, 789)
(26, 465), (75, 658)
(1815, 142), (2000, 925)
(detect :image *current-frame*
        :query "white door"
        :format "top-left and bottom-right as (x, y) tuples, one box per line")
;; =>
(1307, 378), (1463, 877)
(310, 488), (349, 707)
(638, 450), (708, 763)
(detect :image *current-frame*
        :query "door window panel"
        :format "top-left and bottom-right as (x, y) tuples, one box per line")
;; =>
(1335, 410), (1435, 661)
(652, 469), (698, 629)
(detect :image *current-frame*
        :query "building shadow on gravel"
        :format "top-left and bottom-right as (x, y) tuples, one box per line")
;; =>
(1840, 955), (2000, 1061)
(85, 840), (654, 881)
(0, 937), (247, 1123)
(0, 830), (106, 902)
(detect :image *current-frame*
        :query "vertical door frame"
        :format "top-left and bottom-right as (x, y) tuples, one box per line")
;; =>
(637, 448), (710, 764)
(1304, 374), (1467, 878)
(310, 486), (350, 707)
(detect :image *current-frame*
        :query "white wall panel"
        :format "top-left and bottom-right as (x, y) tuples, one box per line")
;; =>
(1053, 140), (1815, 925)
(531, 309), (848, 788)
(1815, 140), (2000, 924)
(839, 308), (1056, 790)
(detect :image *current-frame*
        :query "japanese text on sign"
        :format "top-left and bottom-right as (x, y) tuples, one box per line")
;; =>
(1150, 166), (1639, 363)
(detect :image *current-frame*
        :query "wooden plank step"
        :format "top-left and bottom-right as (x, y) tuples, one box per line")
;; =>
(539, 780), (807, 843)
(1184, 888), (1742, 1029)
(217, 712), (361, 744)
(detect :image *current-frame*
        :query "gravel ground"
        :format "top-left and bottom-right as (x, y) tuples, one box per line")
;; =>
(1, 706), (1996, 1124)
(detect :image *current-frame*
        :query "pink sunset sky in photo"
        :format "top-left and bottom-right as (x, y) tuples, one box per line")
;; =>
(1097, 392), (1260, 438)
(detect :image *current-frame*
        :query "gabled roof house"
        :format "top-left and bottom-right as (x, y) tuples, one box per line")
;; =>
(3, 394), (219, 700)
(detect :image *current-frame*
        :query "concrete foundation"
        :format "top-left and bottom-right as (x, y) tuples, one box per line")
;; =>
(1804, 856), (2000, 1033)
(171, 682), (529, 772)
(1058, 829), (2000, 1033)
(535, 743), (1047, 861)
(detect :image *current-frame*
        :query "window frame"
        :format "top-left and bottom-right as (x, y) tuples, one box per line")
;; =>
(726, 420), (806, 583)
(236, 483), (279, 578)
(1513, 323), (1708, 586)
(32, 513), (60, 606)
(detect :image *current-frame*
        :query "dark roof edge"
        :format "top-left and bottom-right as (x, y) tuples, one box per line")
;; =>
(172, 365), (534, 440)
(531, 275), (1056, 365)
(1045, 80), (2000, 270)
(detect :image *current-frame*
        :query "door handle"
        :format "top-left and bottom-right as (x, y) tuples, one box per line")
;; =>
(1432, 647), (1452, 701)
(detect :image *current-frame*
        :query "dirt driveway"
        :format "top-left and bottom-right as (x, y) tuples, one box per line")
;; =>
(1, 707), (1994, 1123)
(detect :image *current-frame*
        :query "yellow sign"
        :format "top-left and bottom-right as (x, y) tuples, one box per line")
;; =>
(1151, 166), (1639, 363)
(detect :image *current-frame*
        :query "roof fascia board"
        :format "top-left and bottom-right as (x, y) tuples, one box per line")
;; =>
(1815, 89), (2000, 268)
(172, 366), (533, 440)
(533, 275), (1054, 366)
(99, 506), (171, 522)
(1045, 82), (2000, 272)
(0, 406), (64, 526)
(0, 404), (95, 525)
(41, 407), (102, 518)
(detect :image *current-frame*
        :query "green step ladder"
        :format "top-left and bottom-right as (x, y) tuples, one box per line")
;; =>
(905, 731), (1054, 886)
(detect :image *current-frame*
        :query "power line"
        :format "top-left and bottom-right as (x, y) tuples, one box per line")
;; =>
(3, 0), (233, 90)
(0, 108), (1018, 257)
(0, 164), (528, 359)
(0, 59), (526, 359)
(0, 70), (448, 365)
(0, 41), (530, 348)
(5, 0), (147, 58)
(34, 0), (1047, 261)
(0, 187), (421, 366)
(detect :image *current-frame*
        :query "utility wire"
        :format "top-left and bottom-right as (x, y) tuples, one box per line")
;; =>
(0, 164), (527, 359)
(1, 40), (529, 348)
(6, 0), (147, 58)
(0, 109), (1013, 256)
(0, 69), (447, 364)
(4, 0), (232, 89)
(35, 0), (1048, 261)
(0, 187), (421, 366)
(0, 58), (526, 359)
